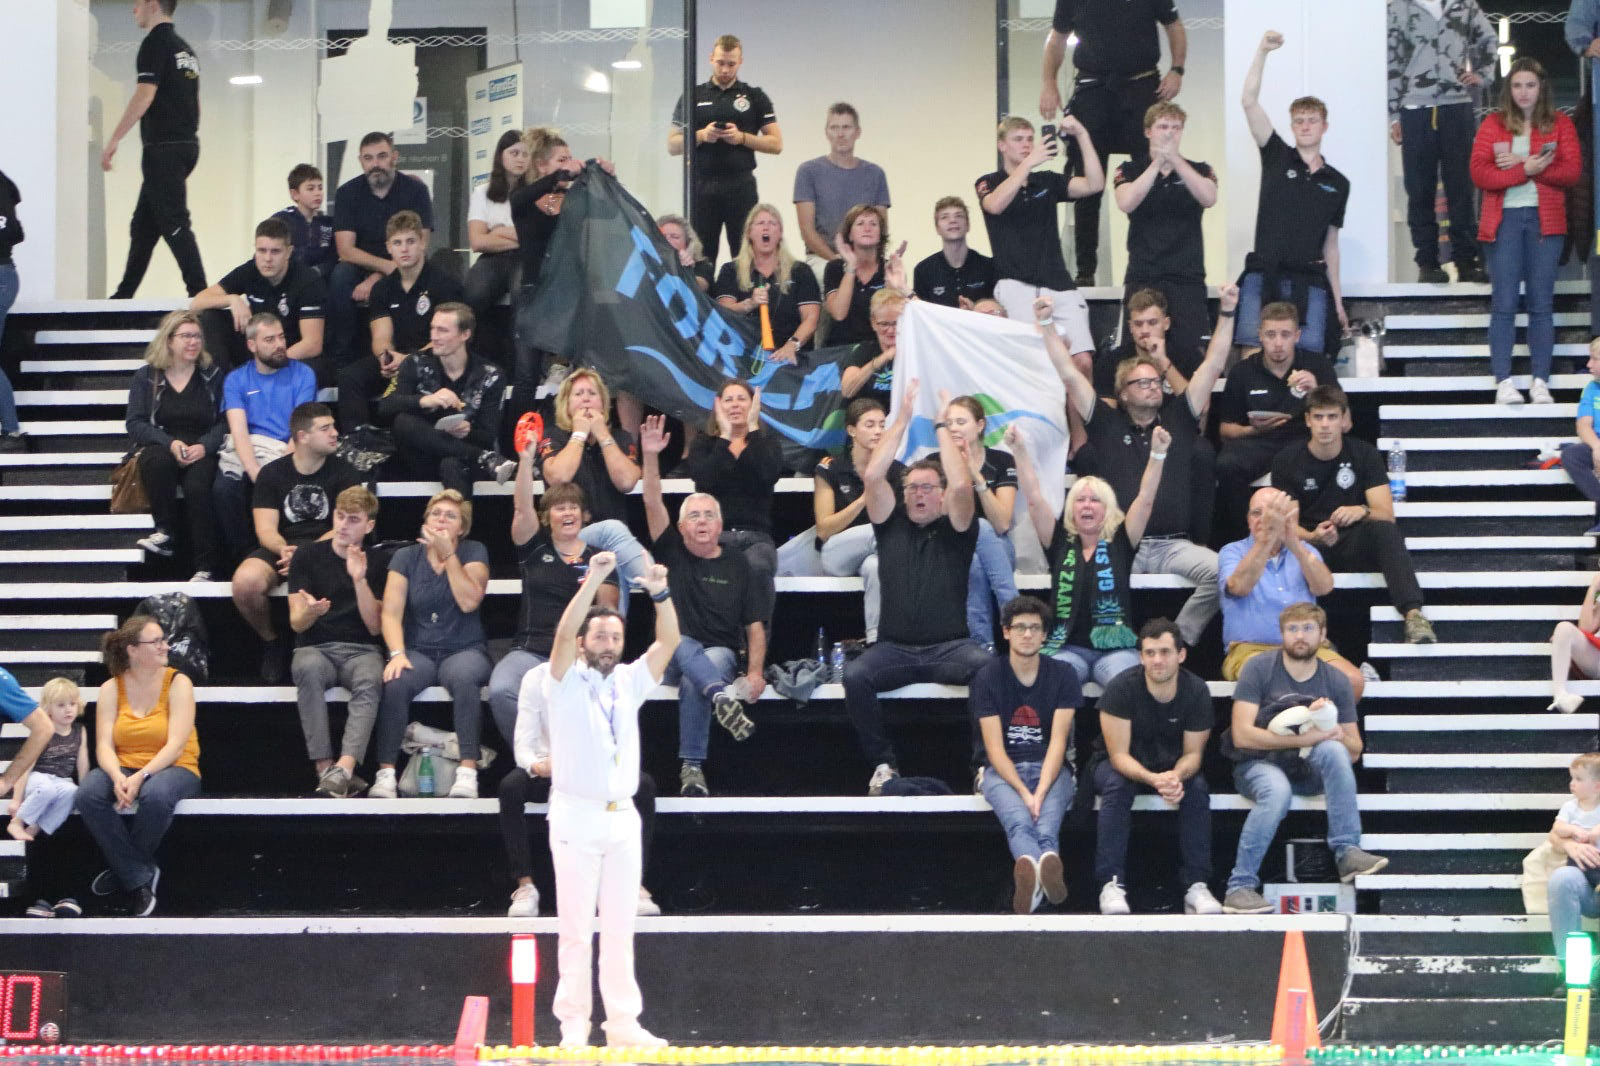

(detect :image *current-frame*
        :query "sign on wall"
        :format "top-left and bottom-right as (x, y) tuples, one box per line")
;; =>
(466, 63), (525, 191)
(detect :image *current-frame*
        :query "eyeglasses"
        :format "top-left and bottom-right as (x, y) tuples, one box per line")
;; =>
(1007, 622), (1045, 634)
(134, 637), (169, 647)
(904, 483), (942, 495)
(1124, 377), (1163, 390)
(173, 331), (203, 341)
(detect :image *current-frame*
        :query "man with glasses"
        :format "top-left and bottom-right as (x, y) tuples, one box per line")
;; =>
(1045, 283), (1239, 651)
(1220, 601), (1387, 913)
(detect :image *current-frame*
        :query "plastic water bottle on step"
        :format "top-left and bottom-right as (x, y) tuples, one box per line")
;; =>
(417, 747), (436, 797)
(1387, 441), (1407, 503)
(815, 627), (827, 669)
(830, 642), (846, 685)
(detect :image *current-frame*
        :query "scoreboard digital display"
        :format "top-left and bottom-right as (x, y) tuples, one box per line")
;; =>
(0, 972), (67, 1043)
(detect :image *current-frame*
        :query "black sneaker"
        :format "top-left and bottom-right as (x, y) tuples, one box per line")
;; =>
(52, 898), (82, 918)
(1456, 261), (1488, 284)
(260, 639), (288, 685)
(0, 432), (30, 454)
(1417, 264), (1449, 284)
(1074, 272), (1097, 288)
(90, 869), (118, 896)
(128, 883), (156, 917)
(24, 899), (53, 918)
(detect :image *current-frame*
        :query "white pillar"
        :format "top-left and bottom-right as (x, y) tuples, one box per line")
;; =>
(1223, 1), (1389, 285)
(0, 1), (91, 300)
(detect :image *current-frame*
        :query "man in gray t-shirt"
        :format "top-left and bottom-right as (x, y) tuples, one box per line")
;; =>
(1220, 602), (1388, 913)
(793, 102), (891, 277)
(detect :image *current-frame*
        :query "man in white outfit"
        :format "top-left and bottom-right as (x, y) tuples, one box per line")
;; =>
(545, 550), (678, 1049)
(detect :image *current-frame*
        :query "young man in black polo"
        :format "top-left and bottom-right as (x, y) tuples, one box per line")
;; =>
(668, 34), (783, 265)
(978, 116), (1103, 373)
(1112, 101), (1216, 375)
(1040, 0), (1187, 286)
(274, 163), (337, 280)
(191, 217), (327, 374)
(1213, 301), (1337, 544)
(912, 197), (995, 309)
(1050, 283), (1239, 651)
(1269, 385), (1436, 644)
(843, 380), (993, 795)
(103, 0), (207, 298)
(334, 210), (463, 431)
(327, 132), (435, 367)
(1239, 31), (1350, 356)
(1091, 618), (1219, 916)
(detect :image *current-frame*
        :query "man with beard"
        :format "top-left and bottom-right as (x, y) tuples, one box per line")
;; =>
(1220, 602), (1388, 913)
(212, 313), (317, 569)
(544, 550), (677, 1050)
(233, 403), (361, 684)
(327, 132), (435, 364)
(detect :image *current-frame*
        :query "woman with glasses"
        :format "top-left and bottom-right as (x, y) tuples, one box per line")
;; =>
(125, 310), (227, 580)
(77, 616), (201, 917)
(1011, 421), (1168, 688)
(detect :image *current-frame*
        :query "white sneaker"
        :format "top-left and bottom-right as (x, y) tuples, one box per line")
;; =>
(1184, 881), (1223, 915)
(135, 529), (173, 556)
(636, 887), (661, 917)
(605, 1024), (668, 1048)
(1495, 379), (1526, 405)
(1530, 378), (1555, 405)
(507, 883), (539, 918)
(1099, 877), (1131, 915)
(448, 765), (478, 798)
(368, 767), (398, 799)
(867, 762), (899, 795)
(188, 570), (213, 582)
(558, 1023), (591, 1049)
(1550, 692), (1586, 714)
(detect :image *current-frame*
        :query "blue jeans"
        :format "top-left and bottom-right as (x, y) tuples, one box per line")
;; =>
(1561, 442), (1600, 521)
(1051, 645), (1139, 689)
(967, 519), (1019, 645)
(1236, 271), (1331, 355)
(372, 646), (494, 764)
(0, 263), (19, 433)
(325, 260), (371, 365)
(1549, 864), (1600, 960)
(661, 636), (738, 762)
(77, 765), (202, 891)
(1487, 206), (1563, 382)
(488, 648), (547, 751)
(1227, 739), (1362, 893)
(578, 519), (650, 619)
(1092, 756), (1212, 886)
(979, 760), (1075, 861)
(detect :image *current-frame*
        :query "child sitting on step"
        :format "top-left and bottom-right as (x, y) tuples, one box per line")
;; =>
(7, 677), (88, 843)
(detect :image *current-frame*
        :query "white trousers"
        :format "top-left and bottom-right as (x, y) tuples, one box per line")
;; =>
(549, 790), (645, 1042)
(993, 278), (1095, 356)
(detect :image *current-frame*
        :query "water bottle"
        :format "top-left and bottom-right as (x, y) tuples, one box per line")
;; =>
(417, 747), (436, 797)
(830, 642), (846, 685)
(1387, 441), (1407, 503)
(815, 627), (827, 669)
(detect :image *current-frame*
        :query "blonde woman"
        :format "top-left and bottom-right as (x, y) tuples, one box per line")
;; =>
(125, 309), (226, 579)
(537, 369), (640, 525)
(1012, 422), (1168, 687)
(713, 204), (821, 365)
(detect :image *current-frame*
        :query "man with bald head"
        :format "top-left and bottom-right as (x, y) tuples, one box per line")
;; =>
(1217, 486), (1362, 700)
(641, 415), (765, 799)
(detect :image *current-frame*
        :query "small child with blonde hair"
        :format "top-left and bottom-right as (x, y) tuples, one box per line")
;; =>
(6, 677), (88, 843)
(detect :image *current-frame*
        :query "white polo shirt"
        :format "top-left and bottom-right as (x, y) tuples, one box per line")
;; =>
(546, 657), (660, 804)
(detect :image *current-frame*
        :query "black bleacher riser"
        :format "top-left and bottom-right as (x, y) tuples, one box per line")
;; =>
(1382, 768), (1570, 794)
(1, 469), (119, 487)
(1343, 999), (1575, 1043)
(1371, 729), (1595, 755)
(1372, 619), (1573, 641)
(1378, 889), (1525, 915)
(1405, 551), (1583, 573)
(1384, 413), (1574, 437)
(1361, 931), (1555, 956)
(1350, 965), (1557, 1000)
(1386, 658), (1558, 681)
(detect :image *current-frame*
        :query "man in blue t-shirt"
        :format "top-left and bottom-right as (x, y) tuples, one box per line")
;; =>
(211, 312), (317, 565)
(970, 595), (1082, 914)
(1561, 340), (1600, 533)
(0, 665), (53, 801)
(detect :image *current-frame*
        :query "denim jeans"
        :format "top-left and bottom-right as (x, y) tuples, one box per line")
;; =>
(1549, 864), (1600, 960)
(0, 263), (17, 433)
(372, 646), (494, 764)
(1400, 103), (1481, 268)
(821, 525), (880, 640)
(661, 636), (738, 762)
(1236, 271), (1331, 355)
(843, 638), (993, 766)
(1092, 756), (1212, 886)
(77, 765), (202, 891)
(292, 641), (384, 763)
(489, 648), (547, 751)
(967, 519), (1019, 646)
(1561, 442), (1600, 521)
(1488, 206), (1563, 382)
(325, 260), (371, 365)
(1051, 645), (1140, 689)
(578, 519), (651, 619)
(1227, 739), (1362, 893)
(979, 760), (1075, 861)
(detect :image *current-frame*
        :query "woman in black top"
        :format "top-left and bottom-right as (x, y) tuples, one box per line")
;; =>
(942, 394), (1020, 646)
(126, 310), (226, 580)
(815, 397), (901, 642)
(537, 368), (640, 525)
(657, 214), (714, 294)
(684, 380), (783, 624)
(713, 204), (821, 365)
(823, 204), (904, 346)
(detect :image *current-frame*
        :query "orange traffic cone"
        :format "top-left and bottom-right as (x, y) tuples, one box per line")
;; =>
(1270, 928), (1322, 1055)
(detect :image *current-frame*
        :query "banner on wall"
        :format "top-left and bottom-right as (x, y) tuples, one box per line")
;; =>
(465, 63), (524, 191)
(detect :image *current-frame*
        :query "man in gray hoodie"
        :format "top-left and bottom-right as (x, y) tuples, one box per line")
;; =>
(1388, 0), (1497, 284)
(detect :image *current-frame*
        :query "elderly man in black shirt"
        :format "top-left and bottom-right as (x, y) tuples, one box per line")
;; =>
(1040, 0), (1187, 286)
(843, 381), (993, 795)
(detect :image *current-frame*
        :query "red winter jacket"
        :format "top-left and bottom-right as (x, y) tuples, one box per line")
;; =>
(1470, 110), (1581, 243)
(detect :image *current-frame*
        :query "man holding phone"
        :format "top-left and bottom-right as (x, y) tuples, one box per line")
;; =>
(976, 116), (1104, 373)
(668, 34), (783, 265)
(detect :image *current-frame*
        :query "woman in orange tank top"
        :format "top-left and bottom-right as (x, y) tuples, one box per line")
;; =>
(76, 614), (201, 917)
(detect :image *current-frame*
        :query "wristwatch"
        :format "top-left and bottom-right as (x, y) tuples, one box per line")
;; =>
(1170, 66), (1185, 75)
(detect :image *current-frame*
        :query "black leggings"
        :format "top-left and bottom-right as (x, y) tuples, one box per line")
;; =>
(1319, 519), (1425, 616)
(496, 768), (657, 882)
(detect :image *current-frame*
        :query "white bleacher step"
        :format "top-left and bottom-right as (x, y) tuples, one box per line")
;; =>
(0, 549), (141, 564)
(0, 650), (102, 664)
(1362, 679), (1600, 698)
(33, 329), (157, 347)
(1355, 874), (1522, 890)
(1362, 752), (1575, 770)
(1349, 955), (1558, 976)
(1385, 312), (1590, 330)
(1403, 536), (1592, 551)
(1383, 343), (1590, 360)
(1361, 832), (1549, 851)
(1381, 402), (1579, 420)
(0, 452), (123, 467)
(1371, 604), (1580, 622)
(1364, 713), (1599, 731)
(1401, 469), (1572, 487)
(14, 390), (131, 406)
(1395, 501), (1592, 519)
(1378, 437), (1571, 453)
(14, 300), (178, 316)
(18, 421), (126, 437)
(1355, 914), (1555, 934)
(1367, 641), (1550, 658)
(0, 515), (150, 532)
(20, 359), (144, 374)
(1341, 373), (1590, 394)
(0, 614), (117, 630)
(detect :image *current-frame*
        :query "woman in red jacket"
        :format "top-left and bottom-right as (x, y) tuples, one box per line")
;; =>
(1471, 58), (1581, 406)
